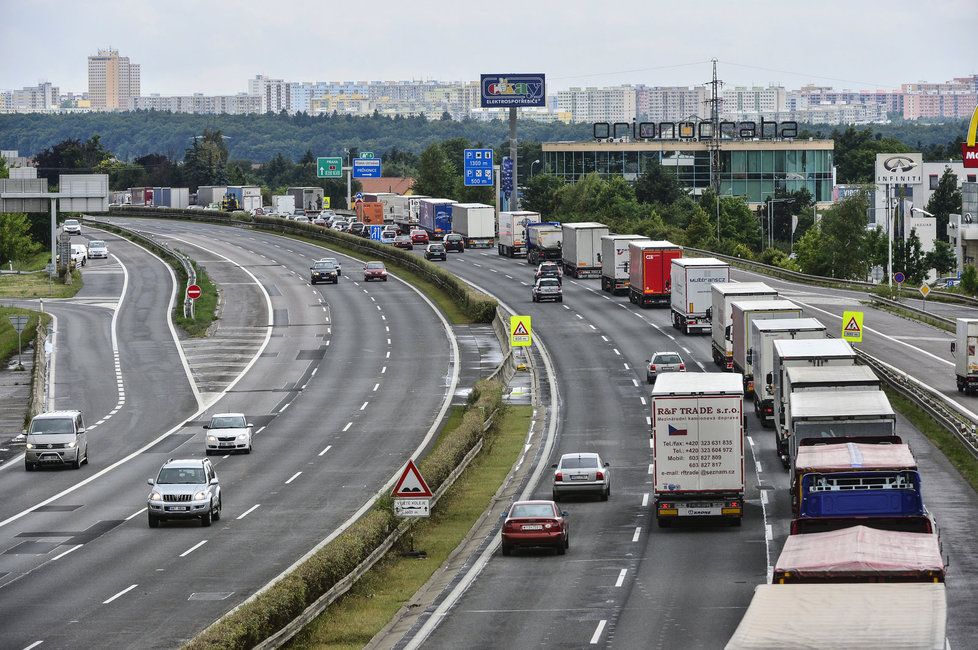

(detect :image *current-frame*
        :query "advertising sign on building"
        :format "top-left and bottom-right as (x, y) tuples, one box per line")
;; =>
(480, 74), (546, 108)
(875, 153), (923, 185)
(963, 106), (978, 169)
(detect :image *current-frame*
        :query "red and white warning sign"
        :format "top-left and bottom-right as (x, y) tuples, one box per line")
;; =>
(392, 459), (433, 498)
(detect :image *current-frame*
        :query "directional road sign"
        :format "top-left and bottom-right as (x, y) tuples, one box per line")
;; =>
(464, 148), (494, 187)
(841, 310), (863, 343)
(186, 284), (202, 300)
(394, 498), (430, 518)
(369, 225), (383, 240)
(355, 191), (363, 201)
(352, 158), (382, 178)
(317, 156), (343, 178)
(510, 315), (532, 347)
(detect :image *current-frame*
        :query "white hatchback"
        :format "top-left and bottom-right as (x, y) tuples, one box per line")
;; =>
(87, 240), (108, 259)
(203, 413), (253, 454)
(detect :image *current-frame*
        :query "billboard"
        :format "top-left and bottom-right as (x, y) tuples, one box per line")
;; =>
(480, 74), (546, 108)
(875, 153), (923, 185)
(963, 105), (978, 169)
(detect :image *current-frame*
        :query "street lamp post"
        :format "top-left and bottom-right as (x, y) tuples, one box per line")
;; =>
(529, 159), (541, 179)
(766, 198), (793, 250)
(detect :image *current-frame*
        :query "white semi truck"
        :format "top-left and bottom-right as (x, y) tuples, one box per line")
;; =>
(953, 318), (978, 393)
(730, 299), (802, 395)
(670, 258), (729, 335)
(710, 283), (778, 370)
(497, 211), (539, 258)
(561, 222), (609, 278)
(600, 234), (649, 294)
(748, 318), (826, 427)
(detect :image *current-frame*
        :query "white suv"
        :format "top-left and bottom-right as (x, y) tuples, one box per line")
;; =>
(63, 219), (82, 235)
(147, 458), (222, 527)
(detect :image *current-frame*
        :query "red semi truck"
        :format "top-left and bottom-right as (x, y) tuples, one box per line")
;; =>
(627, 240), (682, 307)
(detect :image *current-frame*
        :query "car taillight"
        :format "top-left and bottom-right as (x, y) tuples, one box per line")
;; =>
(649, 364), (656, 372)
(658, 502), (672, 510)
(728, 500), (740, 508)
(679, 363), (685, 370)
(555, 471), (563, 481)
(595, 471), (604, 480)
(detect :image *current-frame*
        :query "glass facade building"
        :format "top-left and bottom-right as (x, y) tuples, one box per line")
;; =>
(542, 140), (834, 204)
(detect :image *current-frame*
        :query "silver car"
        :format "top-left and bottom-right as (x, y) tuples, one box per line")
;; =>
(147, 458), (222, 527)
(204, 412), (253, 454)
(63, 219), (82, 235)
(532, 277), (563, 303)
(552, 452), (610, 501)
(647, 351), (686, 384)
(25, 410), (89, 470)
(87, 240), (108, 259)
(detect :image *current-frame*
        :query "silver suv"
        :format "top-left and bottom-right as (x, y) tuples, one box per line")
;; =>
(25, 410), (89, 470)
(147, 458), (222, 528)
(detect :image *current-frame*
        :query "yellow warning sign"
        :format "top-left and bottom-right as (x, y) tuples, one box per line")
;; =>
(323, 196), (331, 209)
(510, 315), (532, 347)
(841, 310), (864, 343)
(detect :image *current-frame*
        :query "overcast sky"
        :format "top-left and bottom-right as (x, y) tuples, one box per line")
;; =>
(2, 0), (975, 95)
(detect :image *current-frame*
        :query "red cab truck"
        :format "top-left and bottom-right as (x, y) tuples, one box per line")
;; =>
(628, 240), (682, 307)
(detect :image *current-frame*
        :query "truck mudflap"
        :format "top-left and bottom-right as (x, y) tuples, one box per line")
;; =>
(655, 496), (743, 527)
(630, 289), (670, 308)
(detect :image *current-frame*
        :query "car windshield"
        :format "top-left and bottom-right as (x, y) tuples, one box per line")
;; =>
(210, 415), (246, 428)
(30, 418), (74, 434)
(429, 245), (444, 251)
(538, 278), (559, 287)
(157, 467), (206, 484)
(510, 503), (556, 518)
(322, 258), (338, 265)
(314, 262), (335, 270)
(89, 240), (105, 247)
(655, 354), (682, 364)
(366, 262), (385, 269)
(65, 220), (79, 226)
(447, 235), (461, 241)
(561, 456), (599, 469)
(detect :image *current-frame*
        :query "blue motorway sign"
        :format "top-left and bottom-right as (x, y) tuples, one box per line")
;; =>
(464, 148), (494, 187)
(353, 158), (382, 178)
(501, 156), (514, 193)
(480, 74), (546, 108)
(369, 225), (383, 240)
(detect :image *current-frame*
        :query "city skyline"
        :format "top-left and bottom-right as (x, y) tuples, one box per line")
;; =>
(1, 0), (975, 96)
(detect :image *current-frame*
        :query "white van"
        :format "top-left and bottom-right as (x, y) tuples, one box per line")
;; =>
(25, 410), (89, 470)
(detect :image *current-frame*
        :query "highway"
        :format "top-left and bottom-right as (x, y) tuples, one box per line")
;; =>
(399, 247), (978, 649)
(0, 219), (455, 649)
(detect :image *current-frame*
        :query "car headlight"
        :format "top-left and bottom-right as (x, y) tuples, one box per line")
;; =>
(150, 491), (162, 501)
(26, 443), (33, 449)
(67, 440), (77, 448)
(207, 436), (217, 443)
(194, 490), (207, 501)
(237, 433), (249, 440)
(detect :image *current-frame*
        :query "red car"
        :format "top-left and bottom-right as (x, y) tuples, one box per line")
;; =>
(410, 229), (429, 244)
(394, 235), (414, 250)
(363, 261), (388, 282)
(501, 500), (569, 556)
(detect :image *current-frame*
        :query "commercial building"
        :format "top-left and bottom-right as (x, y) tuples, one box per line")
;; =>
(88, 48), (140, 110)
(543, 137), (834, 205)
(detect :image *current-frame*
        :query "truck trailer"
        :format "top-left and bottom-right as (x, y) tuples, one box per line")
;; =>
(392, 195), (429, 232)
(628, 240), (682, 307)
(748, 318), (826, 426)
(710, 283), (779, 370)
(526, 222), (563, 264)
(670, 258), (729, 334)
(600, 235), (649, 294)
(953, 318), (978, 393)
(355, 201), (385, 225)
(561, 222), (609, 278)
(226, 186), (262, 213)
(287, 187), (325, 213)
(497, 211), (539, 258)
(451, 203), (496, 248)
(651, 372), (744, 527)
(271, 194), (296, 216)
(195, 186), (226, 207)
(730, 299), (802, 395)
(418, 198), (456, 239)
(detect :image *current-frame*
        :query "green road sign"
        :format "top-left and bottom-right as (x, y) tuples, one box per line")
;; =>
(317, 157), (343, 178)
(360, 151), (375, 159)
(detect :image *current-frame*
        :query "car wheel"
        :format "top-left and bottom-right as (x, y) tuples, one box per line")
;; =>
(556, 541), (566, 556)
(245, 444), (252, 454)
(601, 488), (609, 502)
(148, 514), (160, 528)
(383, 277), (388, 282)
(311, 279), (317, 285)
(72, 456), (82, 470)
(25, 461), (35, 472)
(557, 297), (563, 303)
(213, 498), (222, 522)
(84, 449), (89, 465)
(552, 491), (559, 502)
(501, 544), (512, 557)
(201, 505), (212, 527)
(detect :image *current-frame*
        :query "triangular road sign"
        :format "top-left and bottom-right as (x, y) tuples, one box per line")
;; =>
(513, 321), (529, 336)
(844, 317), (860, 334)
(392, 459), (433, 498)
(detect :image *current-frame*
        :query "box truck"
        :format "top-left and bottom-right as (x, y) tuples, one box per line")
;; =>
(600, 235), (649, 294)
(748, 318), (826, 426)
(226, 186), (262, 213)
(392, 195), (429, 232)
(451, 203), (496, 248)
(497, 211), (539, 257)
(953, 318), (978, 393)
(710, 283), (779, 370)
(651, 373), (744, 527)
(364, 192), (399, 223)
(628, 240), (682, 307)
(355, 201), (385, 225)
(287, 187), (325, 213)
(730, 300), (802, 395)
(418, 198), (456, 238)
(271, 194), (296, 216)
(671, 258), (729, 334)
(561, 222), (609, 278)
(526, 222), (563, 264)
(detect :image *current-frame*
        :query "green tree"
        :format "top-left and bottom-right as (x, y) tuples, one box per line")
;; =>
(33, 135), (113, 183)
(795, 194), (870, 278)
(522, 173), (563, 217)
(831, 126), (913, 183)
(902, 228), (927, 284)
(634, 160), (686, 205)
(0, 156), (8, 179)
(413, 144), (456, 198)
(925, 167), (962, 242)
(962, 265), (978, 296)
(183, 129), (230, 189)
(925, 240), (957, 277)
(0, 213), (42, 265)
(794, 226), (829, 275)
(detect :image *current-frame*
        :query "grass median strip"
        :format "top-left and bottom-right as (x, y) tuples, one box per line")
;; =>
(0, 268), (81, 299)
(285, 403), (533, 649)
(0, 307), (50, 365)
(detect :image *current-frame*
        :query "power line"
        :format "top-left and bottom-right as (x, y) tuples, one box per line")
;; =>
(550, 60), (712, 82)
(719, 60), (896, 89)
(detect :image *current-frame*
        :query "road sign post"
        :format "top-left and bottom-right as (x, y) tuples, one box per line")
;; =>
(8, 315), (28, 370)
(186, 284), (202, 320)
(392, 458), (433, 556)
(841, 310), (864, 343)
(919, 283), (930, 311)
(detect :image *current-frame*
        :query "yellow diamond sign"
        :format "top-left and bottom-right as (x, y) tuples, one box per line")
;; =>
(919, 283), (931, 298)
(510, 315), (532, 347)
(841, 310), (863, 343)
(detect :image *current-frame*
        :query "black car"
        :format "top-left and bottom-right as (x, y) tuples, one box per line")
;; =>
(310, 261), (339, 285)
(425, 243), (447, 261)
(444, 233), (465, 253)
(349, 222), (367, 237)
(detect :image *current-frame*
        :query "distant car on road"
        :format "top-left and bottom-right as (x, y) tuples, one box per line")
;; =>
(63, 219), (81, 235)
(146, 458), (222, 528)
(501, 500), (569, 556)
(203, 412), (253, 454)
(410, 229), (429, 244)
(349, 222), (367, 237)
(394, 234), (414, 250)
(364, 261), (388, 281)
(444, 233), (464, 252)
(552, 452), (611, 501)
(310, 260), (339, 285)
(332, 219), (350, 232)
(535, 261), (562, 283)
(380, 231), (396, 245)
(70, 244), (87, 267)
(646, 351), (685, 384)
(87, 240), (108, 259)
(312, 215), (328, 226)
(425, 242), (447, 261)
(532, 277), (562, 303)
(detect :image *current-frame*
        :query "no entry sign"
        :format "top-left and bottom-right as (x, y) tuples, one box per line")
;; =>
(186, 284), (202, 300)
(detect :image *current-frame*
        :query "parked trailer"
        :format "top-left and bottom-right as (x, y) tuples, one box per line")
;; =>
(226, 186), (262, 213)
(600, 235), (649, 294)
(725, 583), (947, 650)
(525, 222), (563, 264)
(749, 318), (825, 426)
(195, 186), (226, 207)
(392, 195), (429, 232)
(451, 203), (496, 248)
(418, 198), (456, 239)
(787, 390), (896, 470)
(710, 283), (779, 371)
(628, 240), (682, 307)
(670, 258), (729, 334)
(953, 318), (978, 393)
(363, 192), (399, 224)
(497, 211), (539, 257)
(651, 373), (744, 527)
(730, 300), (802, 395)
(287, 186), (325, 213)
(271, 194), (296, 216)
(561, 222), (609, 278)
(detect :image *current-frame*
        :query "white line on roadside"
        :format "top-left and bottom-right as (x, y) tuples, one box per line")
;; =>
(589, 324), (597, 330)
(179, 540), (208, 557)
(256, 426), (266, 434)
(373, 383), (380, 391)
(311, 367), (318, 376)
(623, 363), (630, 370)
(285, 472), (302, 485)
(647, 463), (653, 475)
(631, 378), (639, 386)
(279, 402), (291, 412)
(343, 422), (353, 432)
(237, 504), (261, 520)
(563, 305), (570, 310)
(360, 402), (368, 411)
(760, 490), (769, 506)
(615, 569), (627, 587)
(601, 336), (609, 342)
(632, 526), (641, 542)
(22, 641), (43, 650)
(590, 620), (607, 645)
(381, 366), (387, 374)
(642, 493), (649, 507)
(576, 314), (584, 320)
(746, 436), (754, 447)
(640, 397), (646, 405)
(682, 346), (691, 354)
(50, 544), (82, 562)
(613, 348), (620, 355)
(124, 507), (148, 521)
(765, 524), (773, 541)
(103, 584), (138, 604)
(318, 445), (332, 457)
(755, 461), (762, 473)
(646, 416), (652, 425)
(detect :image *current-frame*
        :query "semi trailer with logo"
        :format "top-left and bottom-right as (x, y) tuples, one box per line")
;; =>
(670, 258), (729, 335)
(497, 211), (539, 257)
(600, 234), (649, 294)
(418, 198), (456, 239)
(627, 240), (683, 307)
(748, 318), (826, 426)
(561, 222), (610, 278)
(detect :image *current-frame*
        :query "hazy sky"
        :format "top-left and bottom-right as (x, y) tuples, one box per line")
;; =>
(2, 0), (976, 95)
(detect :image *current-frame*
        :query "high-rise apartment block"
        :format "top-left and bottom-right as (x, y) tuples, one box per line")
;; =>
(636, 85), (706, 122)
(248, 75), (291, 113)
(556, 86), (637, 123)
(87, 48), (140, 110)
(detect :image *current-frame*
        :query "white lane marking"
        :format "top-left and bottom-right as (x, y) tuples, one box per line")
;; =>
(647, 463), (653, 475)
(381, 366), (387, 374)
(615, 569), (627, 587)
(696, 361), (706, 370)
(576, 314), (584, 320)
(103, 584), (138, 604)
(520, 281), (528, 286)
(563, 305), (570, 310)
(360, 401), (369, 411)
(387, 338), (392, 345)
(179, 540), (208, 557)
(755, 461), (762, 473)
(613, 348), (620, 355)
(256, 426), (266, 434)
(760, 490), (769, 506)
(222, 454), (230, 459)
(50, 544), (82, 562)
(666, 334), (675, 340)
(504, 274), (513, 279)
(343, 422), (353, 432)
(589, 324), (597, 330)
(373, 383), (380, 391)
(237, 504), (261, 520)
(642, 493), (649, 507)
(682, 346), (692, 354)
(632, 527), (642, 542)
(490, 268), (498, 273)
(765, 524), (773, 541)
(640, 397), (647, 405)
(22, 641), (43, 650)
(285, 471), (302, 485)
(279, 402), (291, 412)
(386, 351), (391, 359)
(601, 336), (609, 342)
(590, 620), (607, 645)
(311, 367), (318, 376)
(631, 378), (639, 386)
(646, 416), (652, 425)
(124, 507), (148, 521)
(318, 445), (332, 457)
(747, 436), (755, 447)
(623, 363), (630, 370)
